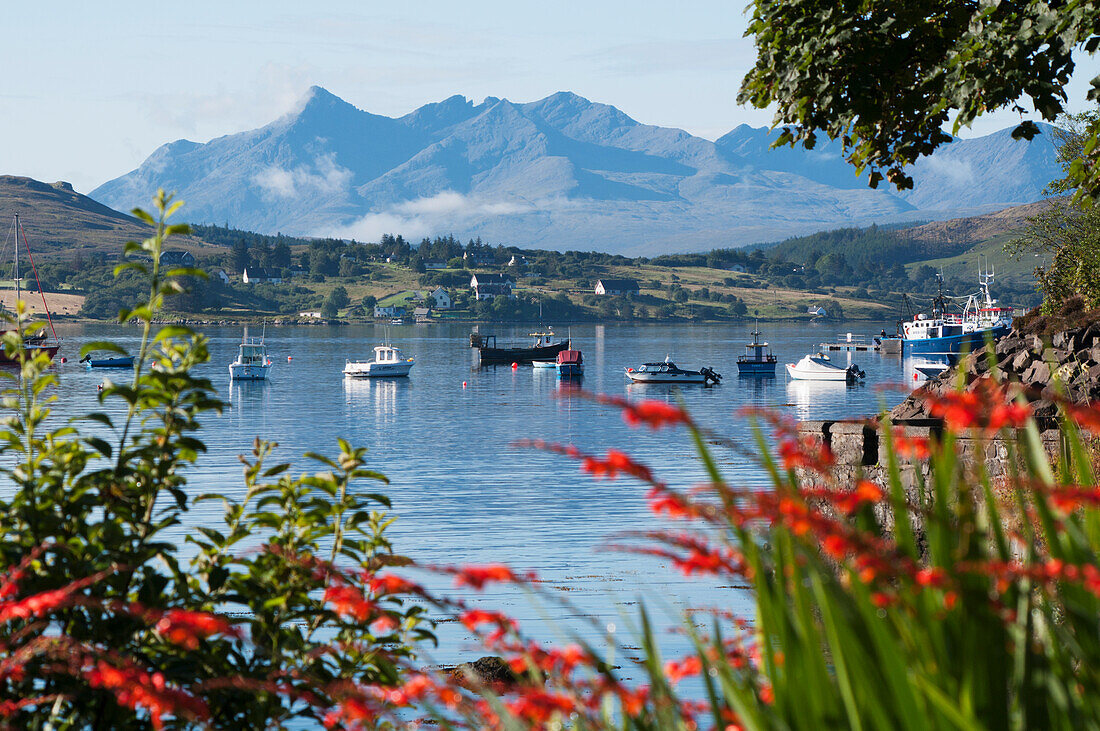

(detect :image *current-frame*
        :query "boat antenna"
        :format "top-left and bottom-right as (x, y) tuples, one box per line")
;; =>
(14, 216), (58, 341)
(261, 320), (266, 344)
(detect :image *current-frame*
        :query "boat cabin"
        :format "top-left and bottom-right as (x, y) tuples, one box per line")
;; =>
(557, 350), (582, 365)
(237, 342), (267, 365)
(373, 345), (407, 364)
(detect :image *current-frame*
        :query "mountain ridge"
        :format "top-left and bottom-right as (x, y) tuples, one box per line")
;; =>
(91, 87), (1062, 255)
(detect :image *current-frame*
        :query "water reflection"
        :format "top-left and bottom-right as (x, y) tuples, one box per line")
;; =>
(785, 379), (853, 420)
(342, 377), (405, 421)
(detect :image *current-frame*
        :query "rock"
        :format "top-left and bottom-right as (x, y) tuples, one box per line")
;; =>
(1011, 350), (1032, 372)
(1032, 399), (1059, 419)
(450, 656), (534, 689)
(1053, 331), (1067, 348)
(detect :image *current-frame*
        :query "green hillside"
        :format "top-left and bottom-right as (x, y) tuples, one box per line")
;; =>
(904, 231), (1048, 286)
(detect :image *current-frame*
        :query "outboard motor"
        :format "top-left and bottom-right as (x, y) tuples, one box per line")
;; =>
(847, 365), (866, 380)
(700, 366), (723, 386)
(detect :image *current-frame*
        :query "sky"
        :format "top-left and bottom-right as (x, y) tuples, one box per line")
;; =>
(4, 1), (1099, 194)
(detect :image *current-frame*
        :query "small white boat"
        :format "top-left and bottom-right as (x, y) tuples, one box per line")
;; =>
(229, 338), (272, 381)
(626, 356), (721, 385)
(344, 344), (414, 378)
(532, 360), (556, 369)
(785, 353), (864, 382)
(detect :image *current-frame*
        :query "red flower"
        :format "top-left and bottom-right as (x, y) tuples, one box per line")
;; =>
(154, 609), (235, 650)
(452, 564), (526, 589)
(324, 583), (376, 622)
(663, 655), (703, 684)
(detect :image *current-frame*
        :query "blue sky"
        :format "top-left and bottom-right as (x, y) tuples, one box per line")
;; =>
(4, 1), (1098, 193)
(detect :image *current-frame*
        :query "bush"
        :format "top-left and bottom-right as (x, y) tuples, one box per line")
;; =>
(0, 192), (432, 727)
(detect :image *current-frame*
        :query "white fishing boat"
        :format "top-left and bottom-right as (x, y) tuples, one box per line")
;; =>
(343, 344), (414, 378)
(625, 356), (721, 385)
(785, 353), (864, 382)
(229, 337), (272, 381)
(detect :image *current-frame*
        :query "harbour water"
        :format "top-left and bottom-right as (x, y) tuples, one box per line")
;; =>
(38, 320), (915, 668)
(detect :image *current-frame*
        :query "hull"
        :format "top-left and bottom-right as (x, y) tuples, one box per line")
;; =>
(229, 363), (271, 381)
(478, 341), (569, 365)
(737, 361), (777, 376)
(786, 364), (851, 381)
(343, 362), (414, 378)
(0, 343), (60, 365)
(85, 357), (134, 369)
(556, 364), (583, 378)
(626, 371), (706, 384)
(902, 326), (1008, 355)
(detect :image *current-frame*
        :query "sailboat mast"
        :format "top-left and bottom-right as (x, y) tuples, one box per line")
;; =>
(12, 214), (19, 304)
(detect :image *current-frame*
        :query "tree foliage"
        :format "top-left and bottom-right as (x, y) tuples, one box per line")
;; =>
(739, 0), (1100, 197)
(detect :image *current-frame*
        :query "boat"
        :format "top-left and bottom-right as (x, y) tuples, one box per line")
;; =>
(915, 363), (950, 379)
(343, 344), (415, 378)
(470, 329), (570, 366)
(625, 356), (722, 385)
(887, 269), (1013, 355)
(785, 353), (865, 382)
(736, 325), (777, 376)
(228, 336), (272, 381)
(81, 354), (135, 369)
(555, 349), (583, 378)
(390, 318), (404, 325)
(0, 214), (61, 363)
(532, 360), (557, 369)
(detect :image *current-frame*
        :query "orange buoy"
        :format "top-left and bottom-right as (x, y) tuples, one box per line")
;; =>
(287, 355), (292, 362)
(462, 381), (467, 388)
(60, 357), (67, 363)
(511, 362), (518, 369)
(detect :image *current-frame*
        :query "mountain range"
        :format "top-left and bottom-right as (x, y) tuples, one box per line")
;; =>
(91, 87), (1063, 256)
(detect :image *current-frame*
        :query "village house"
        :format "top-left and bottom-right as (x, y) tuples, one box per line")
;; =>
(463, 251), (496, 267)
(429, 287), (453, 309)
(470, 273), (514, 300)
(414, 307), (433, 323)
(594, 278), (640, 296)
(242, 266), (282, 284)
(213, 269), (232, 285)
(160, 250), (197, 267)
(374, 305), (406, 318)
(298, 311), (322, 319)
(807, 305), (829, 317)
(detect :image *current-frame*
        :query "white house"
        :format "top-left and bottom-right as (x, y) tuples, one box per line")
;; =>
(807, 305), (828, 317)
(298, 311), (322, 319)
(242, 266), (282, 284)
(594, 278), (640, 296)
(470, 273), (515, 300)
(429, 287), (453, 309)
(374, 305), (406, 318)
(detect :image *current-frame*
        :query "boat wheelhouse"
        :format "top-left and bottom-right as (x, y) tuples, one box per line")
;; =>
(736, 326), (777, 376)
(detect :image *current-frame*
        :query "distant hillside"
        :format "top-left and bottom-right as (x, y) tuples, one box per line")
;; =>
(762, 200), (1054, 281)
(91, 86), (1060, 255)
(0, 176), (222, 259)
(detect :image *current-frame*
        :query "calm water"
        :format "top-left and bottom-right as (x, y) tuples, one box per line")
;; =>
(36, 321), (916, 667)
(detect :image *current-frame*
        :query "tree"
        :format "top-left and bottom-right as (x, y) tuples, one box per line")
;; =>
(362, 294), (378, 310)
(329, 285), (350, 310)
(739, 1), (1100, 197)
(321, 300), (339, 318)
(232, 239), (250, 273)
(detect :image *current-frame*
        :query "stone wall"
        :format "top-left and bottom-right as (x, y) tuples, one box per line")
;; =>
(797, 419), (1063, 537)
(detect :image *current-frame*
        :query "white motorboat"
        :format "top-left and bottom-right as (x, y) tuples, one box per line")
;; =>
(785, 353), (864, 382)
(229, 338), (272, 381)
(626, 356), (721, 385)
(344, 344), (414, 378)
(532, 360), (557, 369)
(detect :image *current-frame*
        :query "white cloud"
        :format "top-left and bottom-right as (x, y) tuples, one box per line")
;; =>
(252, 152), (353, 200)
(321, 190), (540, 241)
(917, 156), (976, 187)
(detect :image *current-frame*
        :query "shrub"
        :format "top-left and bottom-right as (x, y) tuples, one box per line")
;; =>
(0, 192), (431, 727)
